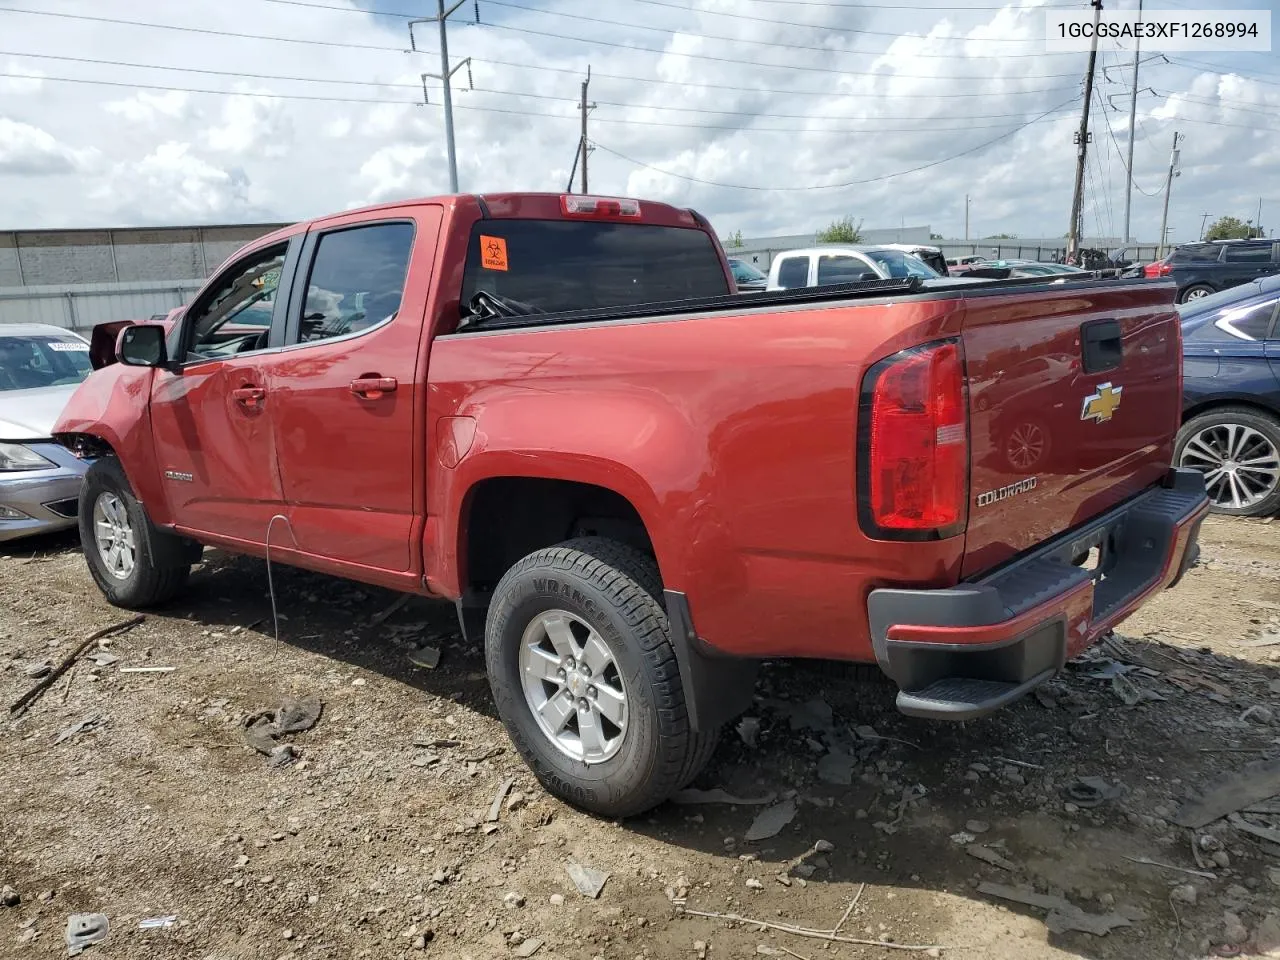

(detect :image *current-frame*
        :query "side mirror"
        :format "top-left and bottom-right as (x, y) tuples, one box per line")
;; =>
(860, 272), (880, 282)
(116, 324), (168, 368)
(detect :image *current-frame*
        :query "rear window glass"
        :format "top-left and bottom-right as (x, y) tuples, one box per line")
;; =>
(1184, 298), (1278, 343)
(459, 220), (728, 315)
(817, 255), (873, 285)
(0, 334), (91, 392)
(1171, 244), (1223, 263)
(776, 257), (809, 289)
(862, 250), (939, 279)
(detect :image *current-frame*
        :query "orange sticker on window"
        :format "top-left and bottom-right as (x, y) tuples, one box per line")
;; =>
(479, 235), (509, 271)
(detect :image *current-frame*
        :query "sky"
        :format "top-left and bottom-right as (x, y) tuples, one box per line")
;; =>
(0, 0), (1278, 245)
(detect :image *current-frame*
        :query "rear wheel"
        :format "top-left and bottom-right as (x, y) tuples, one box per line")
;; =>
(79, 458), (193, 608)
(1176, 407), (1280, 517)
(1179, 283), (1215, 303)
(485, 537), (719, 817)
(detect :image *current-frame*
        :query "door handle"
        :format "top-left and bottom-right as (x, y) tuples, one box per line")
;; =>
(1080, 319), (1122, 374)
(232, 386), (266, 409)
(350, 376), (398, 399)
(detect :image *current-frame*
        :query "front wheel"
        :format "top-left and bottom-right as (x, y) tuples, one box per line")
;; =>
(1176, 407), (1280, 517)
(485, 537), (719, 817)
(79, 458), (193, 608)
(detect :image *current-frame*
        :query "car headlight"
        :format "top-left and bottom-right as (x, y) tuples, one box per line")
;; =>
(0, 442), (54, 472)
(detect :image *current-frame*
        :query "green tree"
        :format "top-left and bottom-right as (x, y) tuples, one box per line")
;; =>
(724, 229), (744, 249)
(984, 232), (1018, 240)
(1205, 215), (1261, 241)
(930, 232), (944, 241)
(816, 216), (863, 244)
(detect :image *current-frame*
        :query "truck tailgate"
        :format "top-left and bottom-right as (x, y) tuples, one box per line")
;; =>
(962, 282), (1181, 577)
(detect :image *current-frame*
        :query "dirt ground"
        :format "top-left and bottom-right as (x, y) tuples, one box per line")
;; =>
(4, 517), (1280, 960)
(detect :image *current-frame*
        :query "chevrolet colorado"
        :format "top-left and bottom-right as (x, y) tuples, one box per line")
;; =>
(55, 192), (1208, 815)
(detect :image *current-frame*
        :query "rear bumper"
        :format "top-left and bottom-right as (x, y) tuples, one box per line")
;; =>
(867, 468), (1210, 720)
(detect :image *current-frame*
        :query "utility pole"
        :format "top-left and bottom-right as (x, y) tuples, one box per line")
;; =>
(1067, 0), (1103, 263)
(964, 194), (970, 241)
(1199, 212), (1212, 240)
(578, 67), (594, 194)
(1121, 0), (1142, 243)
(1157, 130), (1182, 259)
(1257, 197), (1264, 238)
(410, 0), (477, 193)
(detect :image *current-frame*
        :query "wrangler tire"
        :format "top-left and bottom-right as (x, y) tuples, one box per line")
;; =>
(485, 537), (720, 817)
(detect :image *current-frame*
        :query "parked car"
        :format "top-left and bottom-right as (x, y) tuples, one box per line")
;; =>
(1177, 273), (1280, 516)
(55, 191), (1207, 816)
(1107, 246), (1141, 270)
(947, 255), (988, 267)
(766, 244), (969, 290)
(1145, 239), (1280, 304)
(879, 243), (949, 276)
(0, 324), (94, 541)
(727, 257), (767, 292)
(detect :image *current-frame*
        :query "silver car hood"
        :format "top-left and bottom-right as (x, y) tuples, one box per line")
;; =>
(0, 384), (81, 441)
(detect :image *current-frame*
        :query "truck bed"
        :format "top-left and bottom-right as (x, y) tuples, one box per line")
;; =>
(428, 274), (1181, 665)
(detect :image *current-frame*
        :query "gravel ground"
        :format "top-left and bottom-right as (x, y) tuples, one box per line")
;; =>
(3, 516), (1280, 960)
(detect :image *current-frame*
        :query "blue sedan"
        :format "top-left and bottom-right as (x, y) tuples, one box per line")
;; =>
(1178, 274), (1280, 516)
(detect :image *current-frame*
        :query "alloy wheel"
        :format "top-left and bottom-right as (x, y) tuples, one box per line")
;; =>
(518, 609), (628, 764)
(1179, 423), (1280, 510)
(92, 492), (137, 580)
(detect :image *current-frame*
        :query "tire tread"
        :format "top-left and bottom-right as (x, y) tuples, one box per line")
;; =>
(488, 536), (720, 816)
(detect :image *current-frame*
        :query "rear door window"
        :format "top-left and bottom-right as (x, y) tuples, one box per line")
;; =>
(295, 223), (415, 344)
(1223, 244), (1274, 264)
(459, 220), (728, 314)
(1172, 244), (1225, 263)
(775, 257), (810, 289)
(817, 255), (875, 285)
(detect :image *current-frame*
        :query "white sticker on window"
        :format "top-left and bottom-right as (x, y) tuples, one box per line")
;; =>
(49, 341), (90, 352)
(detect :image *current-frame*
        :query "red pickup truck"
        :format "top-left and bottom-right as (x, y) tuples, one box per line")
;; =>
(55, 192), (1208, 816)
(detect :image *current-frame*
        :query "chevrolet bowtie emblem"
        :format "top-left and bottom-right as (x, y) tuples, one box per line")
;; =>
(1081, 383), (1123, 423)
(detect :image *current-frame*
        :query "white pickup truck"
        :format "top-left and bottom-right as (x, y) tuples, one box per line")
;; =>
(766, 244), (963, 292)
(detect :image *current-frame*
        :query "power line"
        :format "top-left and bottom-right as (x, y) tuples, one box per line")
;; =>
(477, 0), (1064, 49)
(0, 5), (1091, 80)
(1, 70), (1084, 134)
(0, 50), (1088, 122)
(625, 0), (1077, 28)
(1161, 90), (1280, 119)
(257, 0), (1080, 14)
(1098, 94), (1163, 198)
(1092, 82), (1116, 239)
(472, 18), (1086, 79)
(590, 95), (1081, 191)
(720, 0), (1078, 8)
(0, 5), (407, 52)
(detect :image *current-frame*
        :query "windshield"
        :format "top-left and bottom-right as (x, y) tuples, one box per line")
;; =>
(861, 250), (941, 279)
(459, 220), (729, 318)
(0, 334), (92, 392)
(730, 259), (767, 283)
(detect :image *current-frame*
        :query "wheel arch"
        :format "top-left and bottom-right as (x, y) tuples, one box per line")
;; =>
(452, 469), (662, 601)
(1180, 396), (1280, 427)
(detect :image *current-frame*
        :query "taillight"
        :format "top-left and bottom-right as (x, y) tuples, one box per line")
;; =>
(1144, 260), (1172, 278)
(858, 340), (968, 540)
(560, 195), (642, 219)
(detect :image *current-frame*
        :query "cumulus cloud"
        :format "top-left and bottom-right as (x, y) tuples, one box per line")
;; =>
(106, 90), (190, 123)
(0, 0), (1275, 242)
(0, 118), (96, 176)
